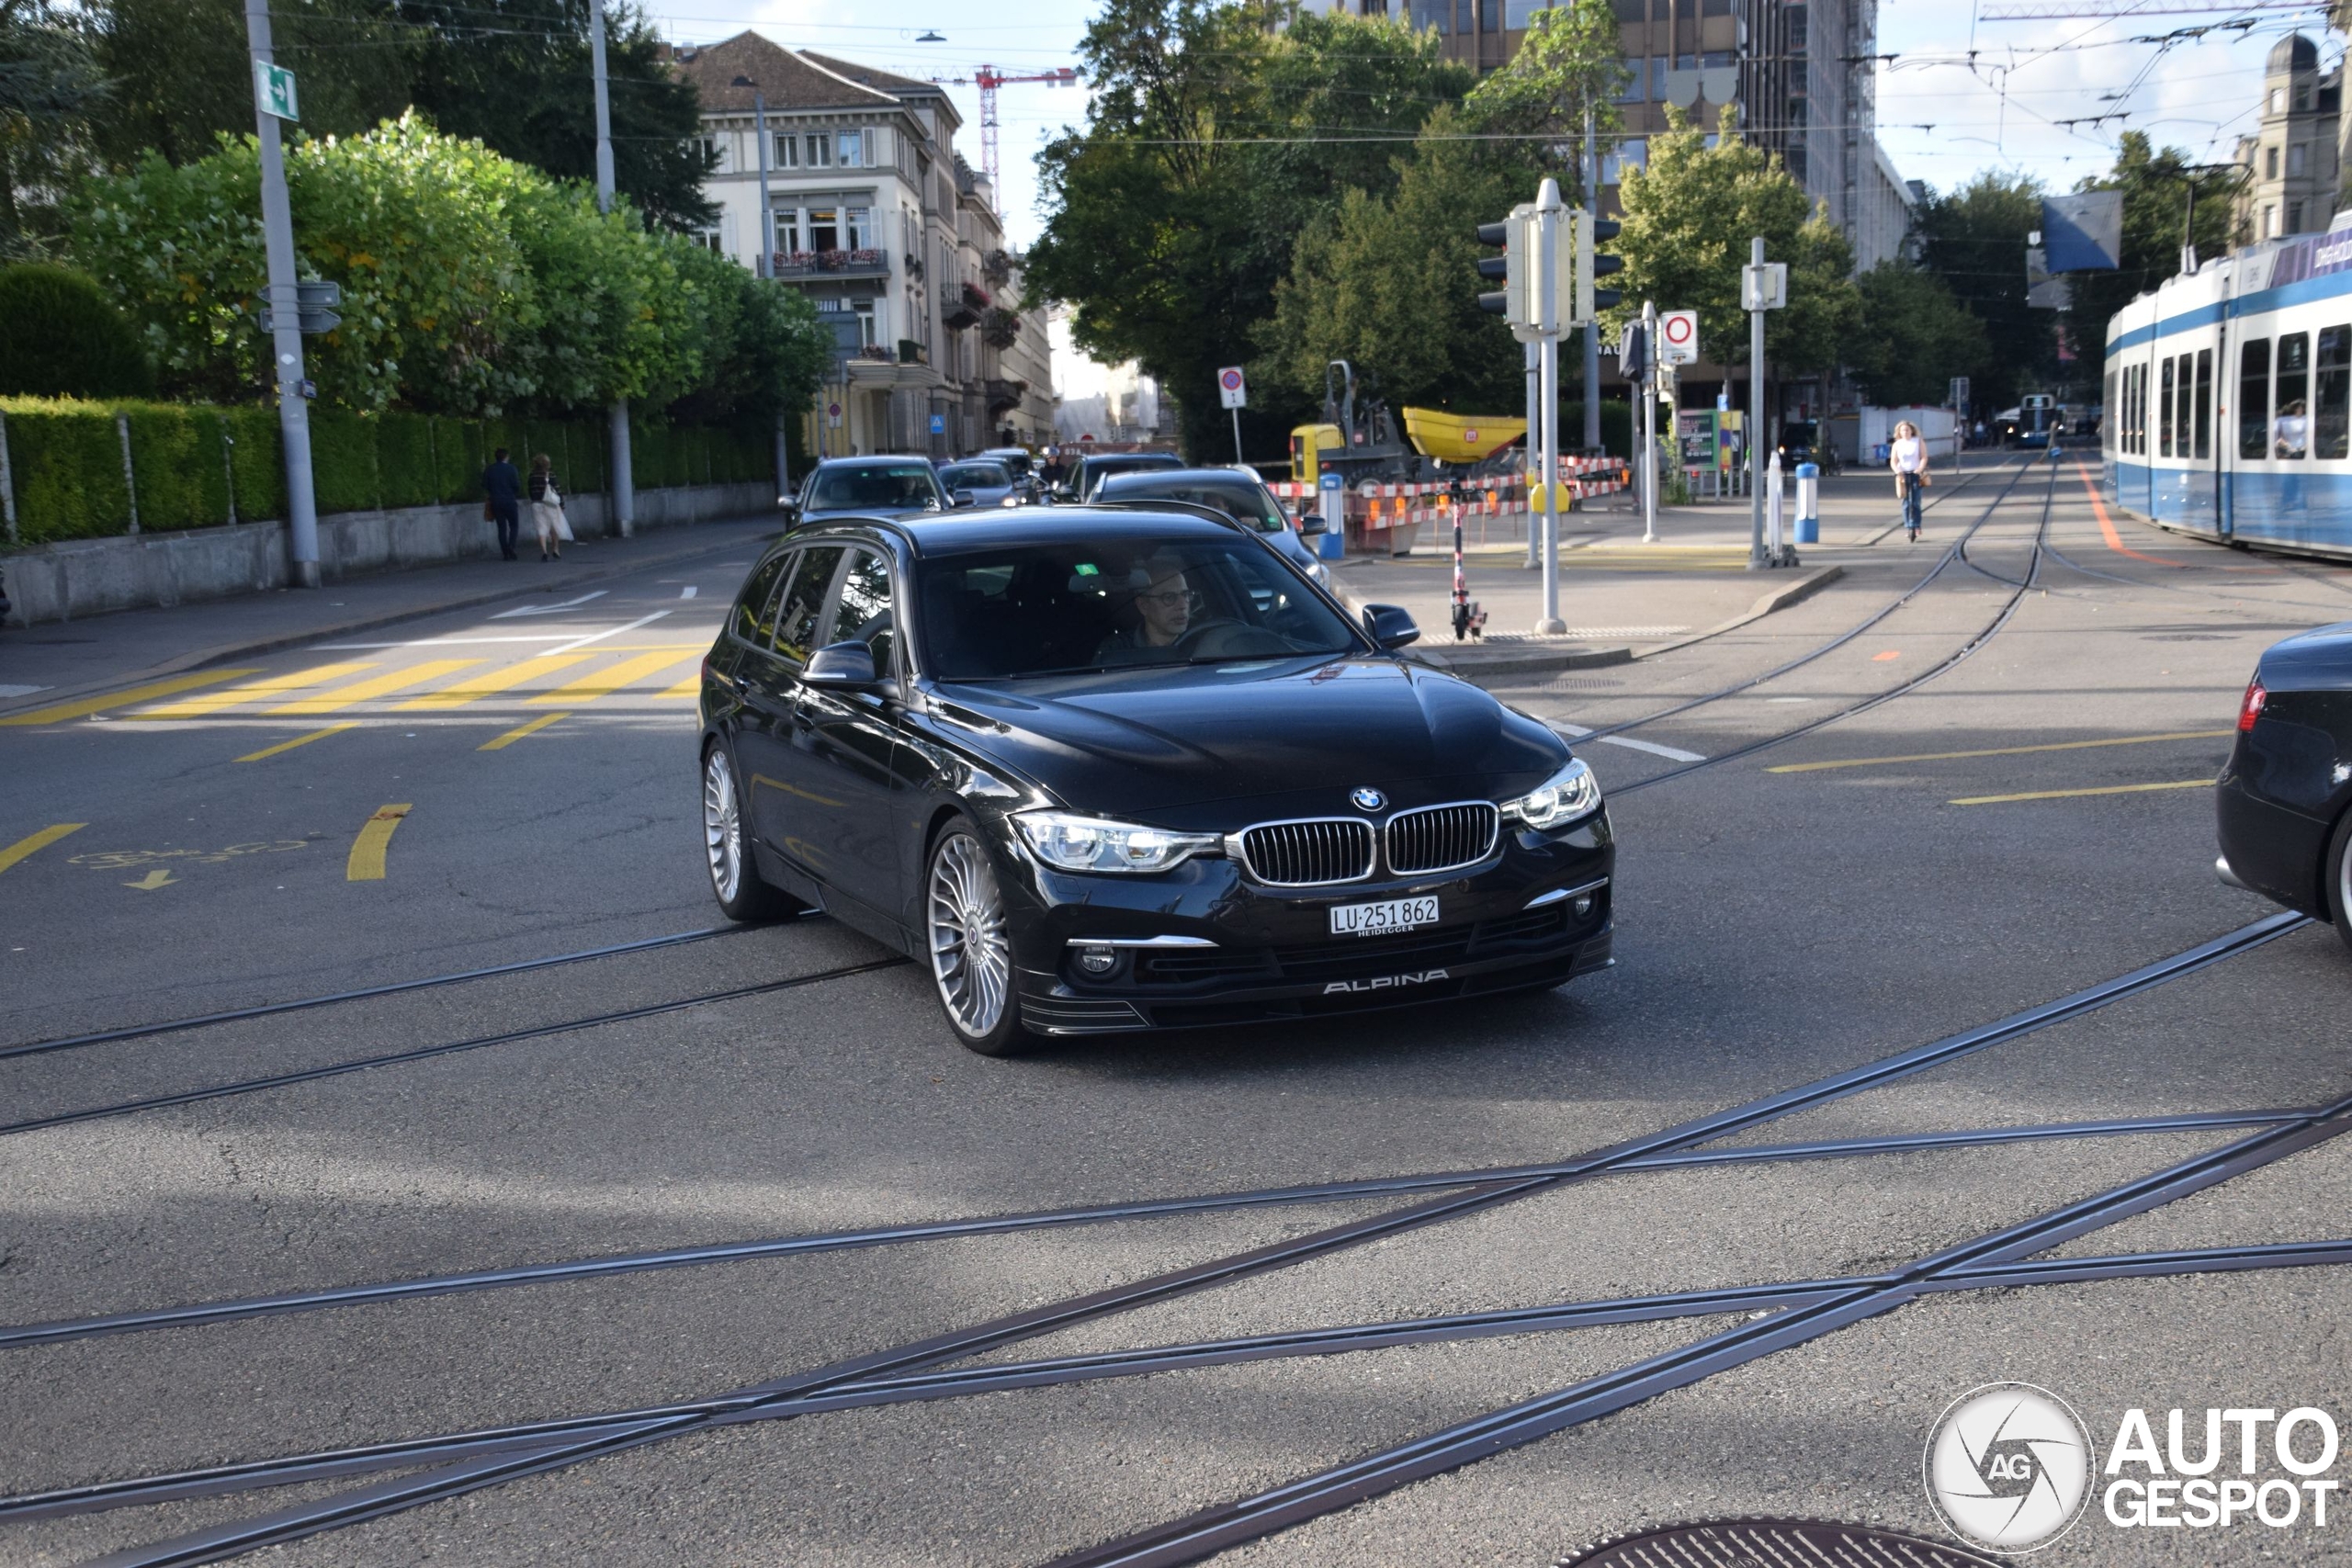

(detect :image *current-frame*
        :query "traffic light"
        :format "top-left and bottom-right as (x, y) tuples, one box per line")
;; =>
(1619, 320), (1648, 380)
(1574, 213), (1624, 323)
(1476, 205), (1533, 325)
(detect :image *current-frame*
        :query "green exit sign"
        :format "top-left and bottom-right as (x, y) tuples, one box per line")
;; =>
(254, 61), (299, 122)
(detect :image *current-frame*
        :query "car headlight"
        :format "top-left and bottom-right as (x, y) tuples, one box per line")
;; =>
(1013, 810), (1223, 874)
(1500, 758), (1601, 830)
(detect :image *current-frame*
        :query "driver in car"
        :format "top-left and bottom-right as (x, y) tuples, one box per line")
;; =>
(1093, 554), (1193, 664)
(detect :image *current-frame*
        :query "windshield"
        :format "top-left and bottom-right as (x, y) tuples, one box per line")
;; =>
(808, 463), (942, 511)
(917, 536), (1359, 680)
(1102, 476), (1287, 532)
(940, 463), (1012, 489)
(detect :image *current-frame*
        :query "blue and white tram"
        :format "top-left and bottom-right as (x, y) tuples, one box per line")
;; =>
(2104, 215), (2352, 560)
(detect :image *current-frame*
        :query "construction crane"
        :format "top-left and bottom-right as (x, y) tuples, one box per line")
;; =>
(927, 65), (1080, 187)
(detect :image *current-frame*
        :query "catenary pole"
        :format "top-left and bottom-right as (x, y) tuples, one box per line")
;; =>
(1747, 234), (1765, 570)
(1534, 178), (1565, 636)
(1523, 338), (1540, 570)
(590, 0), (633, 536)
(243, 0), (320, 589)
(1641, 299), (1657, 545)
(1582, 99), (1600, 457)
(747, 85), (790, 486)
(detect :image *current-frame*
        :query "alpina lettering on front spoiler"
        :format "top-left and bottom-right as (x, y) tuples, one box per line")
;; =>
(1324, 969), (1451, 995)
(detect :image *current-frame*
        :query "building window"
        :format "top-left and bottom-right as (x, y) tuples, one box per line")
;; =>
(2266, 145), (2279, 179)
(807, 132), (832, 168)
(1617, 57), (1645, 101)
(2290, 199), (2305, 230)
(1649, 56), (1666, 96)
(2269, 86), (2284, 114)
(691, 225), (723, 254)
(696, 135), (724, 172)
(2295, 80), (2312, 111)
(1601, 137), (1647, 184)
(2265, 204), (2279, 237)
(2290, 142), (2307, 176)
(808, 207), (839, 253)
(774, 133), (797, 169)
(845, 206), (872, 249)
(837, 129), (865, 167)
(1788, 4), (1807, 48)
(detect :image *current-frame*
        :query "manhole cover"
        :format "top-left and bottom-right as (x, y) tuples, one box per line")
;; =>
(1557, 1517), (1998, 1566)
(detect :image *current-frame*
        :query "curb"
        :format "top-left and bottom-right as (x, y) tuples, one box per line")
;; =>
(0, 518), (780, 720)
(1409, 641), (1635, 679)
(1637, 564), (1843, 659)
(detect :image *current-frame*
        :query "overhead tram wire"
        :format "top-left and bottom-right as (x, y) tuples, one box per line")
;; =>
(23, 911), (2305, 1554)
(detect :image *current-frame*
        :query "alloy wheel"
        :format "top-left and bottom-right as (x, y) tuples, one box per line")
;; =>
(930, 832), (1011, 1037)
(703, 748), (741, 904)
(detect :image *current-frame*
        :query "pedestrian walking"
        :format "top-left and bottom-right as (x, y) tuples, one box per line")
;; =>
(481, 446), (523, 561)
(1889, 420), (1929, 541)
(528, 454), (571, 561)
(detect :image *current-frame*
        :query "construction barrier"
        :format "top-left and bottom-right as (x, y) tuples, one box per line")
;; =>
(1268, 460), (1632, 545)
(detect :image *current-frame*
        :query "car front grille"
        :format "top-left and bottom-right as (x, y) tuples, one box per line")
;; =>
(1235, 819), (1375, 886)
(1383, 803), (1499, 874)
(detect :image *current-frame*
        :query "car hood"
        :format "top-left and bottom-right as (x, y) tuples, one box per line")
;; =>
(2261, 620), (2352, 689)
(923, 657), (1566, 819)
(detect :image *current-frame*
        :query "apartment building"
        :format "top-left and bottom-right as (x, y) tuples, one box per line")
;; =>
(2233, 34), (2343, 243)
(673, 34), (1054, 458)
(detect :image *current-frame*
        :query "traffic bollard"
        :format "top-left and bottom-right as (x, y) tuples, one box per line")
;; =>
(1794, 462), (1819, 545)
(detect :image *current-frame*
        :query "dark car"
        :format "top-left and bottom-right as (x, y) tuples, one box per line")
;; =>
(2216, 624), (2352, 952)
(786, 457), (949, 528)
(936, 459), (1023, 508)
(696, 509), (1615, 1055)
(1061, 450), (1183, 502)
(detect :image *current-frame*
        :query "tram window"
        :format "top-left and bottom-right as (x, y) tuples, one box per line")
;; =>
(2127, 365), (2140, 454)
(2182, 350), (2201, 460)
(2240, 339), (2271, 459)
(2314, 325), (2350, 460)
(2276, 332), (2310, 459)
(2135, 364), (2149, 455)
(2106, 370), (2118, 449)
(2158, 359), (2174, 457)
(2177, 354), (2195, 457)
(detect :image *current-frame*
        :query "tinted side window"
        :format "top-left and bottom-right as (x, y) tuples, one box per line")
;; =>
(2239, 339), (2271, 459)
(825, 548), (898, 672)
(775, 545), (844, 664)
(729, 553), (794, 646)
(2317, 325), (2351, 460)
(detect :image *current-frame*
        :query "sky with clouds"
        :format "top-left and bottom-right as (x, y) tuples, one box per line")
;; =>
(656, 0), (2341, 247)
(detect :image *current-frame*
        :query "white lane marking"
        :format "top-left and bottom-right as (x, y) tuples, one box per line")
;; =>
(318, 636), (579, 649)
(1596, 734), (1707, 762)
(1544, 718), (1705, 762)
(545, 610), (673, 657)
(679, 585), (697, 599)
(491, 591), (609, 620)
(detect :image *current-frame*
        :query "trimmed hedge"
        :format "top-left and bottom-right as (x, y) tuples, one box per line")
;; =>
(2, 398), (775, 547)
(0, 265), (155, 400)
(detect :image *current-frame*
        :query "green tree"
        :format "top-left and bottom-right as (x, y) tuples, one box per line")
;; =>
(1260, 107), (1536, 416)
(1846, 262), (1989, 407)
(1609, 106), (1859, 377)
(0, 0), (107, 257)
(1027, 0), (1468, 456)
(0, 262), (153, 393)
(1914, 171), (2053, 408)
(1459, 0), (1628, 196)
(2064, 132), (2235, 381)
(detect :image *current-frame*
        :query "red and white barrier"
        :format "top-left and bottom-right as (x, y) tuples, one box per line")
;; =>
(1268, 461), (1630, 529)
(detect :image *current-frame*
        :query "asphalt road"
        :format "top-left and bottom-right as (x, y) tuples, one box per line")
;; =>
(4, 458), (2351, 1567)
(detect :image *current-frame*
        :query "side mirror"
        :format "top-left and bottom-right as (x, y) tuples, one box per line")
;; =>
(803, 640), (880, 689)
(1363, 604), (1419, 651)
(1298, 512), (1329, 536)
(778, 499), (800, 523)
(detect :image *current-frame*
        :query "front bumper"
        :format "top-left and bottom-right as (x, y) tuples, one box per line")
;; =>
(1001, 812), (1615, 1035)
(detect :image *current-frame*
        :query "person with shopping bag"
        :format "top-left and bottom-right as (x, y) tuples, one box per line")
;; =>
(527, 454), (572, 561)
(1889, 420), (1929, 542)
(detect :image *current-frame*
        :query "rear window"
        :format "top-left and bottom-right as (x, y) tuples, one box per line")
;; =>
(1103, 477), (1286, 531)
(808, 464), (941, 511)
(940, 463), (1012, 488)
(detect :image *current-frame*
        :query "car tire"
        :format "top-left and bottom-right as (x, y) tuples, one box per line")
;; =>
(2327, 807), (2352, 957)
(702, 741), (804, 922)
(925, 818), (1038, 1056)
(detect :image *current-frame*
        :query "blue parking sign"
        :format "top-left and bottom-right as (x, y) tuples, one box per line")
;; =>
(930, 414), (945, 435)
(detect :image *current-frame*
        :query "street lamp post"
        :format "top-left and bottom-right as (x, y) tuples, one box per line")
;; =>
(590, 0), (632, 536)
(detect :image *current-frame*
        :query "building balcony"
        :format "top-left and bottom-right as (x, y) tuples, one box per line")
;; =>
(984, 377), (1025, 412)
(961, 279), (993, 312)
(772, 248), (889, 279)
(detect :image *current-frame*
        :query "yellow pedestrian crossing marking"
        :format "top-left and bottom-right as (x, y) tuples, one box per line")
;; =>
(479, 712), (570, 750)
(346, 803), (411, 880)
(0, 823), (84, 876)
(0, 671), (262, 727)
(527, 651), (699, 705)
(395, 654), (594, 710)
(1949, 779), (2214, 807)
(236, 724), (356, 763)
(660, 675), (701, 699)
(1770, 730), (2235, 774)
(134, 663), (377, 718)
(269, 660), (482, 716)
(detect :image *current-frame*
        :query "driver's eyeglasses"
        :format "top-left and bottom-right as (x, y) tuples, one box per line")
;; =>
(1138, 589), (1198, 611)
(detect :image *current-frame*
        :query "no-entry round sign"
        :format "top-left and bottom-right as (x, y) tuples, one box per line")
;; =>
(1659, 310), (1699, 366)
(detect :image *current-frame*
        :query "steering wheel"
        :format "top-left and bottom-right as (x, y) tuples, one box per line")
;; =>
(1173, 619), (1291, 659)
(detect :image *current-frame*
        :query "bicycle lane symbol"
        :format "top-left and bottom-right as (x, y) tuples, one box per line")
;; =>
(67, 840), (311, 891)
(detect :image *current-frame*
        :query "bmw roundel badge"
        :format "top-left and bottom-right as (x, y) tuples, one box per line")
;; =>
(1350, 786), (1386, 813)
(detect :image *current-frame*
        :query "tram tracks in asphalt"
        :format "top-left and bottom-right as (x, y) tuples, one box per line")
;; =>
(1563, 457), (2045, 758)
(4, 910), (2311, 1558)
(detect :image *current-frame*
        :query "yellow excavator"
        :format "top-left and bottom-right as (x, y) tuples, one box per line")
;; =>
(1288, 362), (1525, 484)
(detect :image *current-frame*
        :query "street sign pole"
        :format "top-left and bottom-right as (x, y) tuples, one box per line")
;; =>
(1534, 178), (1565, 636)
(590, 0), (633, 536)
(1747, 235), (1766, 570)
(243, 0), (320, 590)
(1216, 366), (1248, 464)
(1641, 299), (1658, 546)
(1582, 100), (1601, 457)
(1522, 339), (1540, 570)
